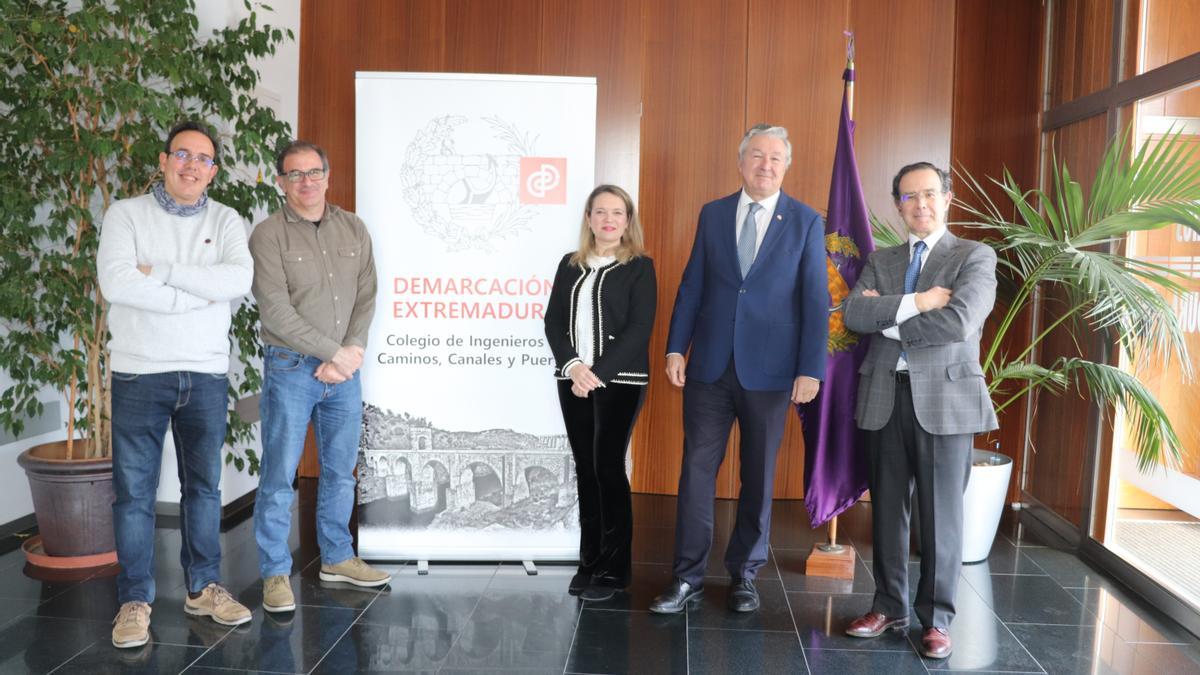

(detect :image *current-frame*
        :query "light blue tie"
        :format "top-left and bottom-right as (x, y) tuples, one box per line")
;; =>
(900, 240), (927, 364)
(738, 202), (762, 277)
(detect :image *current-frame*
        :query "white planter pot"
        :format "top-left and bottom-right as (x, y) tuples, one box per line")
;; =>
(962, 449), (1013, 563)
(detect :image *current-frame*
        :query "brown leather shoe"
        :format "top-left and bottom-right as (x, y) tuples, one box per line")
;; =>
(921, 627), (952, 659)
(845, 611), (909, 638)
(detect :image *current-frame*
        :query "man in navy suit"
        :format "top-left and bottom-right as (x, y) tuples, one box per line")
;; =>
(650, 124), (828, 614)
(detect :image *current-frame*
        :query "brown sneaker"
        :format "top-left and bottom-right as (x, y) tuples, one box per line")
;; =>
(263, 575), (296, 613)
(184, 583), (251, 626)
(319, 557), (392, 587)
(112, 601), (151, 648)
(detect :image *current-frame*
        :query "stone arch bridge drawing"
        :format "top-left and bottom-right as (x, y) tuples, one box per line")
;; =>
(356, 405), (575, 532)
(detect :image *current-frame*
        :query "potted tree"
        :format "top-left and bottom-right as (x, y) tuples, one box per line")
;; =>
(875, 127), (1200, 562)
(0, 0), (292, 563)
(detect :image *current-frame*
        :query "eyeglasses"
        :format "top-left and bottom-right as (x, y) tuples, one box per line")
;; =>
(898, 189), (945, 204)
(168, 149), (216, 168)
(283, 168), (327, 183)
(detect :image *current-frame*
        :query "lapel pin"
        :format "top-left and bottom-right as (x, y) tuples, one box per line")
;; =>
(204, 238), (212, 244)
(776, 215), (782, 221)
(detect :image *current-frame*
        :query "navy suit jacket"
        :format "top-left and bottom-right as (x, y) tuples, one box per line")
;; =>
(666, 190), (829, 391)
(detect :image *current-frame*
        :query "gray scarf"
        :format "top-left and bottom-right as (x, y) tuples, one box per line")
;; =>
(152, 181), (208, 216)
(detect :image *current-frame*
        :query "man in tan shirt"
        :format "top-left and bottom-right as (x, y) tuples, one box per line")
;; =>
(249, 140), (389, 613)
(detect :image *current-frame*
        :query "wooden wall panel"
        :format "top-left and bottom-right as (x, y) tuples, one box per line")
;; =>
(951, 0), (1043, 505)
(631, 0), (749, 498)
(444, 0), (543, 74)
(745, 0), (846, 499)
(356, 1), (447, 72)
(297, 0), (1038, 501)
(1049, 0), (1114, 108)
(541, 0), (644, 194)
(850, 0), (956, 223)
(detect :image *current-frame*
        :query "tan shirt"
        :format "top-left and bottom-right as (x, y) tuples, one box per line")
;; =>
(249, 203), (377, 362)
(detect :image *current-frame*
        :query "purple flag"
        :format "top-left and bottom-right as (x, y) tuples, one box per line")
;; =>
(799, 66), (874, 528)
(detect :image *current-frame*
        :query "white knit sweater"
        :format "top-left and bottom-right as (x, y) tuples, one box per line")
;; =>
(96, 194), (253, 374)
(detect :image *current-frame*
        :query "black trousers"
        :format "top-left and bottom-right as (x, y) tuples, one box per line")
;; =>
(866, 377), (973, 629)
(557, 380), (646, 585)
(673, 360), (791, 585)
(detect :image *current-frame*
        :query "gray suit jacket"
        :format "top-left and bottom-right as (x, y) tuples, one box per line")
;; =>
(843, 231), (999, 435)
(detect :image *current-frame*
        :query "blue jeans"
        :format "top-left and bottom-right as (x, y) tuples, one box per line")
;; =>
(111, 370), (228, 604)
(254, 345), (361, 578)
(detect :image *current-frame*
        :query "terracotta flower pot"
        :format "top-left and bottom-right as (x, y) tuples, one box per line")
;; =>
(16, 440), (115, 557)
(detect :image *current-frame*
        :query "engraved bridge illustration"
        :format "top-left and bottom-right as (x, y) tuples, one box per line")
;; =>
(357, 405), (576, 531)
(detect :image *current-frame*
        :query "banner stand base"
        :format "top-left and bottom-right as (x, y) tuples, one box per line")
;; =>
(522, 560), (538, 575)
(417, 560), (429, 576)
(805, 543), (856, 579)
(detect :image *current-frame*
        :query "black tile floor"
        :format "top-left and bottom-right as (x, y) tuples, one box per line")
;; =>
(0, 482), (1198, 674)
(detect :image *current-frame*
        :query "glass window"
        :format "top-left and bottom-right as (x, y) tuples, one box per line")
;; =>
(1097, 80), (1200, 614)
(1136, 0), (1200, 76)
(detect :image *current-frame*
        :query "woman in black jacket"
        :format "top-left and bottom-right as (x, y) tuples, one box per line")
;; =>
(544, 184), (656, 601)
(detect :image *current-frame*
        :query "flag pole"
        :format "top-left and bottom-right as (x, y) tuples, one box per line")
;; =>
(818, 42), (855, 556)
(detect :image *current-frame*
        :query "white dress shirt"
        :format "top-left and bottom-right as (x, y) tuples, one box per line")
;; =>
(883, 226), (948, 370)
(735, 189), (781, 258)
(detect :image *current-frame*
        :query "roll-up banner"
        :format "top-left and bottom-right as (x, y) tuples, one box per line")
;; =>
(355, 72), (595, 560)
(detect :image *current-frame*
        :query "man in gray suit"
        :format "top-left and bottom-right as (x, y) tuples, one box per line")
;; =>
(841, 162), (997, 660)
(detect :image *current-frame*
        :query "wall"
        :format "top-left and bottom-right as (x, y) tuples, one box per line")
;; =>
(950, 0), (1044, 504)
(297, 0), (990, 498)
(155, 0), (301, 508)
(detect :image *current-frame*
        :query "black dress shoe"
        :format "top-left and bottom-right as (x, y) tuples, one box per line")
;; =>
(568, 571), (591, 596)
(727, 578), (759, 612)
(580, 585), (618, 601)
(580, 572), (629, 602)
(649, 579), (704, 614)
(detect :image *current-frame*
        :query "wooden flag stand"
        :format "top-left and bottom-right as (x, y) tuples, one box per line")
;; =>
(805, 514), (856, 579)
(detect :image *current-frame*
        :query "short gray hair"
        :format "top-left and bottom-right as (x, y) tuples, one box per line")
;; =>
(738, 124), (792, 166)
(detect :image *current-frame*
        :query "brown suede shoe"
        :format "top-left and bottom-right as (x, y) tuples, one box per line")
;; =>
(921, 627), (953, 659)
(845, 611), (909, 638)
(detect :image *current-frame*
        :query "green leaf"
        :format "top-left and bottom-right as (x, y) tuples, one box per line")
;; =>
(956, 124), (1198, 474)
(0, 0), (292, 466)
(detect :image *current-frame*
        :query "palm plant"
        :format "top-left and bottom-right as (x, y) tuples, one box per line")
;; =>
(909, 128), (1200, 474)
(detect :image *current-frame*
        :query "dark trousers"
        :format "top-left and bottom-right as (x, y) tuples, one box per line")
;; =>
(866, 377), (973, 629)
(673, 360), (791, 585)
(557, 380), (646, 584)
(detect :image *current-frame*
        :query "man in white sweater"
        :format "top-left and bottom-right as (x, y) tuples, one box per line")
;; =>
(97, 121), (254, 648)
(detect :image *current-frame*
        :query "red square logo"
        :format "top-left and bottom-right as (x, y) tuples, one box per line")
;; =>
(519, 157), (567, 204)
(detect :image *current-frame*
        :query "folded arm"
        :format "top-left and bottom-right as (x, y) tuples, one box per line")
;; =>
(148, 212), (253, 302)
(842, 255), (904, 334)
(898, 244), (997, 347)
(97, 207), (211, 313)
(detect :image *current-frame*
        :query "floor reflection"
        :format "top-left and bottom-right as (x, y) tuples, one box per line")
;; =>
(0, 485), (1193, 673)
